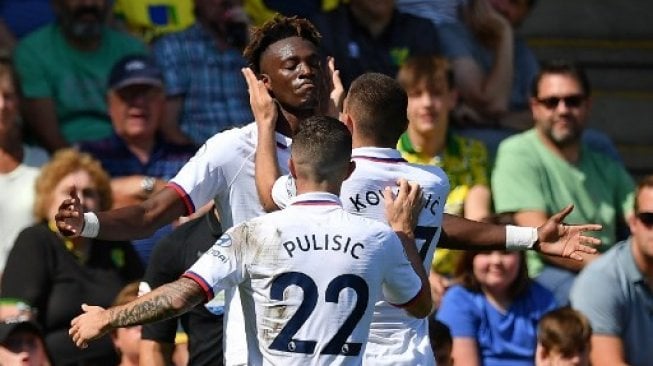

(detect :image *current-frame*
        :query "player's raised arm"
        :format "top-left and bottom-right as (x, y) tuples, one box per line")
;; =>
(439, 205), (601, 259)
(384, 179), (432, 318)
(69, 277), (205, 349)
(243, 67), (283, 212)
(55, 186), (187, 240)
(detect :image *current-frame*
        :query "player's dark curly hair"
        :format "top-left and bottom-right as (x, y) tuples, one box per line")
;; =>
(243, 15), (321, 74)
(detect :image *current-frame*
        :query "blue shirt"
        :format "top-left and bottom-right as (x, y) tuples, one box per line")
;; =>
(80, 134), (196, 263)
(152, 23), (252, 144)
(437, 283), (557, 366)
(570, 240), (653, 366)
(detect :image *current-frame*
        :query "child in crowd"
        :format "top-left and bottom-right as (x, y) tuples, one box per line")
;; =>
(535, 307), (591, 366)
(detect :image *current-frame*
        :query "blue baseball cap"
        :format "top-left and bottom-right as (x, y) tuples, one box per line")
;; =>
(108, 54), (164, 90)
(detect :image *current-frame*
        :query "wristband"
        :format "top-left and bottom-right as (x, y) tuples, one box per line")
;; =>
(80, 212), (100, 238)
(505, 225), (538, 250)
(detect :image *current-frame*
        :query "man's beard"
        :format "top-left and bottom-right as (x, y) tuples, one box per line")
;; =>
(59, 6), (106, 41)
(548, 123), (582, 147)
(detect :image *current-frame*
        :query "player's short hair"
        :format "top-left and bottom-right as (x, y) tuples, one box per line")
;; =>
(397, 56), (454, 92)
(531, 59), (591, 98)
(291, 115), (352, 183)
(455, 250), (531, 300)
(34, 149), (113, 221)
(346, 73), (408, 147)
(537, 307), (591, 357)
(243, 15), (321, 73)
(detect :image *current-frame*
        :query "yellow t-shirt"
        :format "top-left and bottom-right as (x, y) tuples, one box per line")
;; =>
(397, 131), (489, 275)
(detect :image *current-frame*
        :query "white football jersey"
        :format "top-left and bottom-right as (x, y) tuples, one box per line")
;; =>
(184, 192), (423, 366)
(169, 122), (292, 365)
(272, 147), (450, 366)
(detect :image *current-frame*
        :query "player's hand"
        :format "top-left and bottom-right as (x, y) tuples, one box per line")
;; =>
(535, 204), (602, 260)
(242, 67), (277, 131)
(54, 186), (84, 237)
(384, 179), (423, 238)
(327, 57), (345, 118)
(69, 304), (110, 349)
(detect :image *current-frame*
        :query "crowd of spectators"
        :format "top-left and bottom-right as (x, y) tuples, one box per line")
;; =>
(0, 0), (649, 365)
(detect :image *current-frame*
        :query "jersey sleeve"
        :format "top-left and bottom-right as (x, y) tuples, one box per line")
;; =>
(183, 226), (247, 301)
(380, 232), (423, 307)
(436, 285), (480, 338)
(271, 174), (296, 209)
(168, 132), (237, 215)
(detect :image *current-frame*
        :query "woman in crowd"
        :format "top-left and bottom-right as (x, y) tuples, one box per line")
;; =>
(1, 149), (144, 366)
(437, 250), (557, 365)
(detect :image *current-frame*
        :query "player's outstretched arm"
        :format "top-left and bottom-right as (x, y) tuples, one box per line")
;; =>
(69, 277), (204, 349)
(534, 204), (601, 260)
(243, 67), (282, 212)
(439, 205), (601, 260)
(384, 180), (432, 318)
(55, 186), (187, 240)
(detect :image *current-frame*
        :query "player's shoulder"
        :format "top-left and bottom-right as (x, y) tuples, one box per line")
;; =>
(199, 123), (255, 155)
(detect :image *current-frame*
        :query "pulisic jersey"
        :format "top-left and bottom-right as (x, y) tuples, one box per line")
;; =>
(169, 122), (292, 365)
(184, 192), (423, 366)
(272, 147), (450, 366)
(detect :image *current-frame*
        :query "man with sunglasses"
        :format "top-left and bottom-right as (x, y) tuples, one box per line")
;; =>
(492, 60), (635, 305)
(570, 175), (653, 366)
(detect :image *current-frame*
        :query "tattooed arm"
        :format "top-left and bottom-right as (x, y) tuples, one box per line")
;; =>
(69, 277), (205, 348)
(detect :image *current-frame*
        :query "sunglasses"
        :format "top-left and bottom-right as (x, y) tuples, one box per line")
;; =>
(535, 94), (586, 109)
(636, 212), (653, 227)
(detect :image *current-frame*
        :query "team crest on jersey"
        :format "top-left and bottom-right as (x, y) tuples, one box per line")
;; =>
(214, 234), (232, 248)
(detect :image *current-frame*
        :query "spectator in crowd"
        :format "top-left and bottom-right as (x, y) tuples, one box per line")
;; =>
(396, 0), (465, 25)
(0, 318), (52, 366)
(429, 318), (454, 366)
(13, 0), (146, 152)
(112, 0), (195, 43)
(396, 55), (491, 307)
(2, 149), (144, 366)
(437, 0), (539, 154)
(310, 0), (441, 88)
(492, 60), (635, 305)
(0, 0), (54, 52)
(570, 175), (653, 366)
(535, 307), (591, 366)
(79, 54), (196, 264)
(151, 0), (253, 146)
(138, 206), (224, 366)
(437, 250), (558, 366)
(111, 282), (141, 366)
(0, 57), (48, 275)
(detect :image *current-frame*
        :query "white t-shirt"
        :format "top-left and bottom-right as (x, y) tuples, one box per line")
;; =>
(184, 192), (423, 366)
(0, 145), (48, 271)
(169, 122), (292, 365)
(272, 147), (450, 366)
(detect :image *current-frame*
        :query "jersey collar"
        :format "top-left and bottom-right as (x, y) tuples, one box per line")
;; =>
(290, 192), (342, 207)
(351, 147), (407, 163)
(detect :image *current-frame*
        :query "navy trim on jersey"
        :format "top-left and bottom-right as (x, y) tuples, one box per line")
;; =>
(276, 141), (288, 149)
(352, 155), (407, 163)
(291, 200), (340, 206)
(389, 288), (423, 309)
(182, 271), (214, 301)
(167, 182), (196, 215)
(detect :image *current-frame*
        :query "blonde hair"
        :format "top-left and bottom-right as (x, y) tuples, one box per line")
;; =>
(34, 149), (112, 221)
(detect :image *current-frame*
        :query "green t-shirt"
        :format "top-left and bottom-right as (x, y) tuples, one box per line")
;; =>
(15, 24), (146, 144)
(492, 129), (635, 276)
